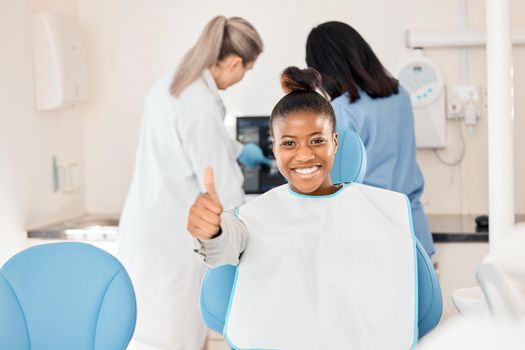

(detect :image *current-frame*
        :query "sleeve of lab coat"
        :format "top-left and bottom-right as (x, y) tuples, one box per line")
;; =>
(180, 103), (245, 209)
(232, 138), (244, 158)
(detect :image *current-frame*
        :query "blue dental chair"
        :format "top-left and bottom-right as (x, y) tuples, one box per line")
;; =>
(200, 128), (442, 340)
(0, 242), (136, 350)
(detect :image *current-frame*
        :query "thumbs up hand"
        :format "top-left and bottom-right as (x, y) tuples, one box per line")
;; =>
(187, 167), (224, 240)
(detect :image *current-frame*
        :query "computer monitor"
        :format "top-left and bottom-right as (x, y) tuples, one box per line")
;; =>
(236, 116), (287, 194)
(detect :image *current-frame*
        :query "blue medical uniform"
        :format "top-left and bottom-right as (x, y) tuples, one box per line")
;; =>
(331, 87), (435, 256)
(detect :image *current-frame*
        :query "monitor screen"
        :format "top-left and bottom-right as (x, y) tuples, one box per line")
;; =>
(236, 116), (287, 194)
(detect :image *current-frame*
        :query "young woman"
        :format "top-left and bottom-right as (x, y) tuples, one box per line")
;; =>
(188, 67), (418, 349)
(118, 16), (265, 350)
(305, 21), (435, 256)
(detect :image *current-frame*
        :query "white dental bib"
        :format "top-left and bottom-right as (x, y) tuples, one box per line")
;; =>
(224, 183), (418, 350)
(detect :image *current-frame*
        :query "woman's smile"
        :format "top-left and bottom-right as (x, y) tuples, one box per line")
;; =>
(292, 164), (321, 177)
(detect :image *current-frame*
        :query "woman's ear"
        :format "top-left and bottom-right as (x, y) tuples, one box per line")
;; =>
(333, 132), (339, 153)
(225, 55), (243, 70)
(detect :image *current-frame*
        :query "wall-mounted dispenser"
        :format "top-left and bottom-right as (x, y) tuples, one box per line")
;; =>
(32, 12), (89, 111)
(397, 49), (446, 148)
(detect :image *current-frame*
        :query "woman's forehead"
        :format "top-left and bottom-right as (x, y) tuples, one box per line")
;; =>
(273, 112), (332, 136)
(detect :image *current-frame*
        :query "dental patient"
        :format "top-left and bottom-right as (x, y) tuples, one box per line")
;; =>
(188, 66), (418, 350)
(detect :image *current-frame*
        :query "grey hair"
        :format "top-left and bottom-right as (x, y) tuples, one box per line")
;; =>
(170, 16), (263, 96)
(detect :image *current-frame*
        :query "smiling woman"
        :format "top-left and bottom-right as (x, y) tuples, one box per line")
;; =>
(270, 67), (339, 195)
(188, 66), (420, 350)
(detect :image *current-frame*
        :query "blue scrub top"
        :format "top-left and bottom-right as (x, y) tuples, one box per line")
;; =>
(331, 87), (435, 256)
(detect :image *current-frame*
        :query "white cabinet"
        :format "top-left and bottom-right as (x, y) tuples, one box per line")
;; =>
(32, 12), (89, 111)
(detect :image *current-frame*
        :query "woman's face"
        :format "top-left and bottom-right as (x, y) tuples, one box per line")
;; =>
(272, 111), (338, 195)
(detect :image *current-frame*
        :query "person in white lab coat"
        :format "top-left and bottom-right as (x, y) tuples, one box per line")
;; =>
(118, 16), (264, 350)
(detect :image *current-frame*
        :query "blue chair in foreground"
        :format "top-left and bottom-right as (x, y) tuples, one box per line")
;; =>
(0, 242), (136, 350)
(200, 127), (442, 339)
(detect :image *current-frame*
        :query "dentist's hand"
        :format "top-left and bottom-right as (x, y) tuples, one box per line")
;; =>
(188, 167), (223, 240)
(238, 143), (274, 169)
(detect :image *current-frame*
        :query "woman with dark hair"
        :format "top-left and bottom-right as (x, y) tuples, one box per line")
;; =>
(188, 67), (418, 349)
(306, 21), (435, 256)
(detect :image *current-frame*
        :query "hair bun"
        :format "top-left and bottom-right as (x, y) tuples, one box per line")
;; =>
(280, 66), (322, 94)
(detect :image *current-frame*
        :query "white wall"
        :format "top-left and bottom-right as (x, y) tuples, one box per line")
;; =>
(0, 0), (85, 263)
(416, 1), (525, 216)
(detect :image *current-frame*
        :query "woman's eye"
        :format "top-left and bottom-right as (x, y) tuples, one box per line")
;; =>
(281, 140), (295, 147)
(311, 138), (326, 144)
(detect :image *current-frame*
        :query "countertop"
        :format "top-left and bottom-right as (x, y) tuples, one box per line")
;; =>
(427, 214), (487, 243)
(27, 213), (523, 243)
(428, 214), (525, 243)
(27, 214), (119, 241)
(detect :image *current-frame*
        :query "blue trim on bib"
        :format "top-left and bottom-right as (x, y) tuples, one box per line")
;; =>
(222, 266), (239, 349)
(287, 182), (353, 198)
(405, 195), (419, 349)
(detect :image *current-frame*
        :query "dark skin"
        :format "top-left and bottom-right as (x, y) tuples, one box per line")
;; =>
(187, 111), (339, 240)
(272, 111), (338, 196)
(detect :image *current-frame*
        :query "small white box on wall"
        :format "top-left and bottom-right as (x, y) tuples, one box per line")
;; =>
(396, 49), (446, 149)
(32, 12), (89, 111)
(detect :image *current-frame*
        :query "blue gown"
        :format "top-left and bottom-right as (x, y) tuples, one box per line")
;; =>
(331, 87), (435, 256)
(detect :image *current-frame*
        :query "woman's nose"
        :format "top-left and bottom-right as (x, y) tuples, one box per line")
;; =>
(294, 145), (315, 161)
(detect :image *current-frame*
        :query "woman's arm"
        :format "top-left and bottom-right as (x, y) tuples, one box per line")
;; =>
(188, 168), (247, 267)
(194, 210), (247, 267)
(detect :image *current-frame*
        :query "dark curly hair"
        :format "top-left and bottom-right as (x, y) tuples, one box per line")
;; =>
(270, 66), (336, 136)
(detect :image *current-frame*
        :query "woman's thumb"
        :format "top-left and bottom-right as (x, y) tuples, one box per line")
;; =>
(204, 167), (219, 200)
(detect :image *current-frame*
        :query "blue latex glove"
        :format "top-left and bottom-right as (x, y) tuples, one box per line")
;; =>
(238, 143), (274, 168)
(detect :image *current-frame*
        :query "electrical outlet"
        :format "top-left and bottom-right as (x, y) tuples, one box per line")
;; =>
(446, 85), (480, 119)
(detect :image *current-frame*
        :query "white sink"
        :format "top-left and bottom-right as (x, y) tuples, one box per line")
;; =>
(452, 286), (490, 318)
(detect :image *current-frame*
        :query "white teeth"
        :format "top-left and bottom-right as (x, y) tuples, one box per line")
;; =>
(294, 166), (319, 175)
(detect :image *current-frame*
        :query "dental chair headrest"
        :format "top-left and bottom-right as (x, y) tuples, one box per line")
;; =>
(330, 127), (367, 184)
